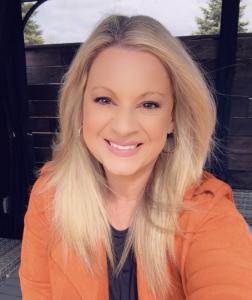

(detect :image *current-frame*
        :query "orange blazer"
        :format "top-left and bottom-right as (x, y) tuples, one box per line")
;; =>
(19, 167), (252, 299)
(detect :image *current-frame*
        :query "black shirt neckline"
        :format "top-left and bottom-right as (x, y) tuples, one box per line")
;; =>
(110, 224), (129, 237)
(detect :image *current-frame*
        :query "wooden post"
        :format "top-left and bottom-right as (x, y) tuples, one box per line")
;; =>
(0, 0), (34, 238)
(213, 0), (240, 181)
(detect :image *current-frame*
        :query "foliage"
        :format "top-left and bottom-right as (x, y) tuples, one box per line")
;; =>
(194, 0), (249, 35)
(22, 3), (44, 45)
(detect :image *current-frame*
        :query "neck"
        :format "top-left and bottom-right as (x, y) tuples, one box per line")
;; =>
(105, 162), (155, 205)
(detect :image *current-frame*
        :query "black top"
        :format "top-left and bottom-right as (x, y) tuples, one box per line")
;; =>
(107, 225), (138, 300)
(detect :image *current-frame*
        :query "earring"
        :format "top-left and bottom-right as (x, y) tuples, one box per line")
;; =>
(162, 132), (178, 154)
(78, 125), (83, 137)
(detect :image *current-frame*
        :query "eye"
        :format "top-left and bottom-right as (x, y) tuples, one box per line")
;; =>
(142, 101), (160, 109)
(94, 97), (111, 105)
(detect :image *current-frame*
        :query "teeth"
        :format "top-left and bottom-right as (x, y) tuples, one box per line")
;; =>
(109, 141), (138, 150)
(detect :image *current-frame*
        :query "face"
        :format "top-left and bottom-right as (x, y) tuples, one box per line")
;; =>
(82, 46), (174, 178)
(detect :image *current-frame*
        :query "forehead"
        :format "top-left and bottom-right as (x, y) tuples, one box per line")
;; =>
(86, 47), (171, 92)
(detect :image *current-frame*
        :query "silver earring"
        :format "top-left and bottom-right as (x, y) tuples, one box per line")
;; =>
(162, 132), (178, 154)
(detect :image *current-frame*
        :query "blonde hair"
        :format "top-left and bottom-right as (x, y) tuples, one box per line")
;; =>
(37, 14), (217, 299)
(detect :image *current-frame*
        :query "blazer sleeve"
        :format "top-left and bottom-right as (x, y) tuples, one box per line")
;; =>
(184, 191), (252, 300)
(19, 175), (52, 299)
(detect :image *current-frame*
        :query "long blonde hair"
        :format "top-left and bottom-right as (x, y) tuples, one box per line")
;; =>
(37, 14), (217, 299)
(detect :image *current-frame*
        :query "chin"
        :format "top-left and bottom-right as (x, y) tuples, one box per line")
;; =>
(103, 164), (140, 177)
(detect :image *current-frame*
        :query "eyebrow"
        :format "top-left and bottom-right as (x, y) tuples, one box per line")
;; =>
(91, 86), (165, 97)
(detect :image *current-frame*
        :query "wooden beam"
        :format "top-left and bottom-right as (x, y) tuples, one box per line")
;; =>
(0, 0), (34, 238)
(213, 0), (241, 181)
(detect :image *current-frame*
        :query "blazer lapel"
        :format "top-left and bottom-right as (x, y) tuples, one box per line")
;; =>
(50, 240), (109, 299)
(50, 239), (157, 300)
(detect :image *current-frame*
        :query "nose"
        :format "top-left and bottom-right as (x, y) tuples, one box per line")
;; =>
(110, 107), (139, 136)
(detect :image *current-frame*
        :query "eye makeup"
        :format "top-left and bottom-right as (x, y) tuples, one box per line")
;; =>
(94, 96), (161, 109)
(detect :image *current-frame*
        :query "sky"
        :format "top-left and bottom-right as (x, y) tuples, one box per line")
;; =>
(34, 0), (252, 44)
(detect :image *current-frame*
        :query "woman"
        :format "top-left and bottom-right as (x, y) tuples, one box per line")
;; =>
(19, 14), (252, 300)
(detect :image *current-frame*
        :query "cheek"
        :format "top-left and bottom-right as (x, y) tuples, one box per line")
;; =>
(82, 104), (109, 135)
(150, 128), (167, 150)
(146, 115), (170, 144)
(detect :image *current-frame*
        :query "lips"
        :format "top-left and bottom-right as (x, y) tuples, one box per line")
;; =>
(104, 139), (143, 157)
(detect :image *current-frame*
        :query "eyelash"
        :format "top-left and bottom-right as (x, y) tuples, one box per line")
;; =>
(94, 97), (160, 109)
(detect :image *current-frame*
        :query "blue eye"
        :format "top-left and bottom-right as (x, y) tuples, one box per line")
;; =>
(94, 97), (111, 105)
(143, 102), (160, 109)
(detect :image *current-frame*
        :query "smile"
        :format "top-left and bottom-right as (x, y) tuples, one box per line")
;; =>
(104, 139), (143, 157)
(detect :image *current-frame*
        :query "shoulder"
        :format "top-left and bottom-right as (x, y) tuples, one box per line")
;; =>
(26, 161), (55, 223)
(184, 170), (233, 203)
(175, 172), (252, 298)
(175, 171), (252, 275)
(179, 171), (245, 234)
(184, 170), (236, 210)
